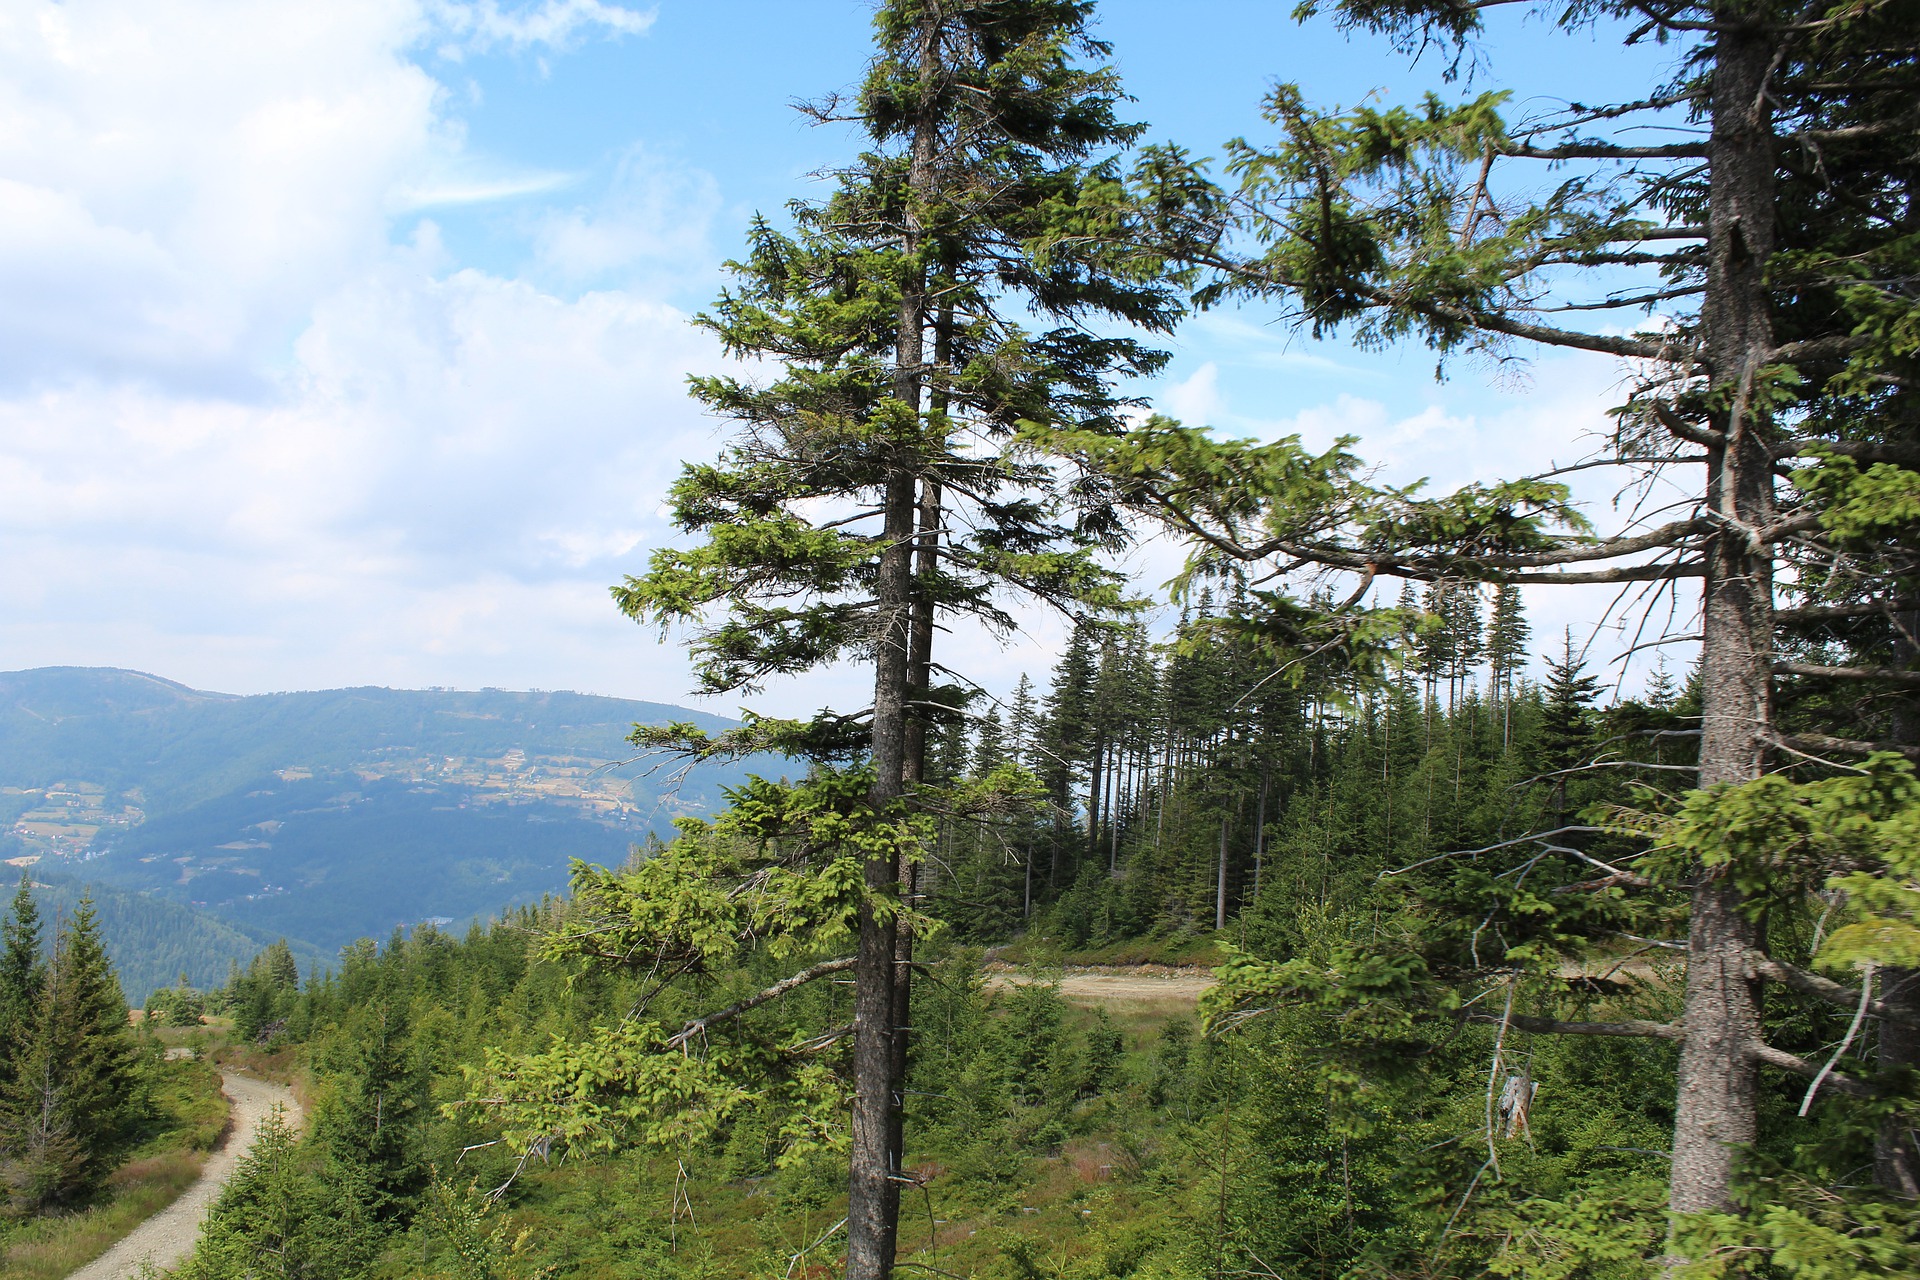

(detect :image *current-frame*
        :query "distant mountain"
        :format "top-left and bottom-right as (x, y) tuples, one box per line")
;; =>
(0, 667), (776, 974)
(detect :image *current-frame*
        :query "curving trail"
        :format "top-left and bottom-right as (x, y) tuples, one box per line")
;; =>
(65, 1070), (301, 1280)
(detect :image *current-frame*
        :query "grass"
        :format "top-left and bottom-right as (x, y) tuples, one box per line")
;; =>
(0, 1149), (206, 1280)
(0, 1046), (228, 1280)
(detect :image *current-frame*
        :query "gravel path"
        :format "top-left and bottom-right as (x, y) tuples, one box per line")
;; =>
(66, 1070), (301, 1280)
(988, 965), (1215, 1004)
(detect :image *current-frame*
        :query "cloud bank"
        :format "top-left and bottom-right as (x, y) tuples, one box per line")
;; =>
(0, 0), (725, 700)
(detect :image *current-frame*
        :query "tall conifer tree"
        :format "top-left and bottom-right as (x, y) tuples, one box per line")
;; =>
(1071, 0), (1920, 1227)
(606, 4), (1189, 1273)
(0, 897), (139, 1208)
(0, 875), (45, 1090)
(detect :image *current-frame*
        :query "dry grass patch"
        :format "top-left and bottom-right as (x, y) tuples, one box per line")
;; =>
(0, 1148), (205, 1280)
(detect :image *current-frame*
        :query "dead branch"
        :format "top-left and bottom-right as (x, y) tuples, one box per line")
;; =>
(1774, 661), (1920, 687)
(1773, 731), (1920, 762)
(665, 956), (858, 1048)
(1748, 1040), (1877, 1098)
(1476, 1013), (1682, 1039)
(1754, 956), (1920, 1030)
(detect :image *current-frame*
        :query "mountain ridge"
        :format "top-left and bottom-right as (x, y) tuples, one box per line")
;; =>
(1, 666), (769, 981)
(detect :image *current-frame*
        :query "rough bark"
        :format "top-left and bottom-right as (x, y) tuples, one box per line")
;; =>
(886, 372), (947, 1258)
(1874, 658), (1920, 1194)
(1668, 12), (1777, 1219)
(847, 19), (940, 1277)
(1876, 968), (1920, 1197)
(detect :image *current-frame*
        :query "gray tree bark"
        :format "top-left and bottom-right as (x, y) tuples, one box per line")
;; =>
(1876, 968), (1920, 1197)
(1668, 11), (1777, 1219)
(847, 16), (940, 1275)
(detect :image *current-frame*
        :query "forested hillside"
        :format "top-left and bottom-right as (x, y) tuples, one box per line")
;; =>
(16, 868), (324, 1004)
(0, 668), (765, 959)
(0, 667), (741, 812)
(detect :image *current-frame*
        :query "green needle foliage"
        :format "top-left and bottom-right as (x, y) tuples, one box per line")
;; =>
(0, 895), (142, 1213)
(1060, 0), (1920, 1238)
(577, 4), (1203, 1274)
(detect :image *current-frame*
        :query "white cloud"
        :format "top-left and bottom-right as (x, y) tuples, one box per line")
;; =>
(427, 0), (656, 56)
(397, 170), (578, 208)
(0, 1), (440, 389)
(1159, 361), (1223, 427)
(532, 146), (722, 284)
(0, 0), (738, 706)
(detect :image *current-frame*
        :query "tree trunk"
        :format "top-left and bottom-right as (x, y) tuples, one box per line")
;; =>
(1087, 728), (1106, 861)
(1876, 968), (1920, 1197)
(885, 316), (948, 1261)
(850, 467), (916, 1280)
(1668, 14), (1777, 1221)
(848, 17), (939, 1276)
(1252, 765), (1268, 899)
(1215, 816), (1229, 931)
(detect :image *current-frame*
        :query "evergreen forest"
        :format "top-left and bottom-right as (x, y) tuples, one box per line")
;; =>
(7, 0), (1920, 1277)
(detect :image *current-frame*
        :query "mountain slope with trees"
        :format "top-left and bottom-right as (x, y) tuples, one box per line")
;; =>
(0, 668), (766, 963)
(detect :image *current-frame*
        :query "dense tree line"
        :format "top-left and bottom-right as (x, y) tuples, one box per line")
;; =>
(919, 585), (1688, 947)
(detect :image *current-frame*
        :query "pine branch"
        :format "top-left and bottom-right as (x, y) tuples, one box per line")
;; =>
(1202, 253), (1679, 361)
(1503, 563), (1706, 584)
(1775, 334), (1870, 362)
(1479, 1013), (1682, 1039)
(1775, 439), (1920, 468)
(1776, 599), (1920, 623)
(1773, 731), (1920, 762)
(1234, 517), (1707, 575)
(1773, 661), (1920, 687)
(1499, 141), (1711, 160)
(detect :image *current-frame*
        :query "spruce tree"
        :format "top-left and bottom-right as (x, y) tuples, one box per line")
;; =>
(0, 897), (139, 1208)
(1539, 631), (1603, 774)
(1485, 584), (1529, 748)
(315, 997), (424, 1223)
(586, 6), (1194, 1271)
(0, 874), (45, 1090)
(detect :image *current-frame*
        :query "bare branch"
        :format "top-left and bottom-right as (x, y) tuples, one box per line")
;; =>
(1755, 956), (1920, 1030)
(665, 956), (858, 1049)
(1774, 731), (1920, 762)
(1500, 141), (1710, 160)
(1776, 599), (1920, 623)
(1479, 1013), (1682, 1039)
(1748, 1040), (1877, 1098)
(1774, 661), (1920, 687)
(1775, 439), (1920, 469)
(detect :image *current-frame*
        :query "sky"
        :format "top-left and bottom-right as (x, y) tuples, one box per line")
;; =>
(0, 0), (1700, 718)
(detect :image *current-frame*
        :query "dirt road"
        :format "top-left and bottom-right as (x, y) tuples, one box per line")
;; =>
(989, 965), (1215, 1006)
(66, 1069), (301, 1280)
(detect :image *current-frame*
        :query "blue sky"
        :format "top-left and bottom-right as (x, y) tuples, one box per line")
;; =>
(0, 0), (1698, 714)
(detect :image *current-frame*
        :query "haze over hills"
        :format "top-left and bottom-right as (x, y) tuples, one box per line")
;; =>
(0, 667), (769, 993)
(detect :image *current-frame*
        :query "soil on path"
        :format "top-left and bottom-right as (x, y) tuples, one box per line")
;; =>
(988, 964), (1215, 1005)
(65, 1069), (301, 1280)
